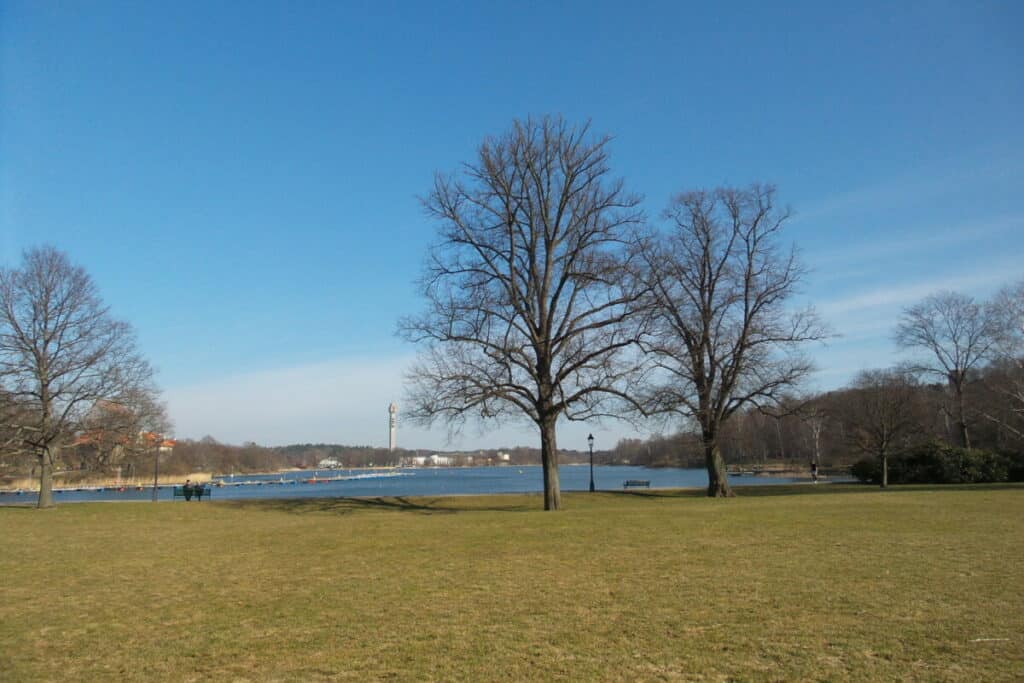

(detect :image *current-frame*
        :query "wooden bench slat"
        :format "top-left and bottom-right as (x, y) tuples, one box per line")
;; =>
(172, 486), (211, 499)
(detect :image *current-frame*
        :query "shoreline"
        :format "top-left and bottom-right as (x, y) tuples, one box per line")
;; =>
(0, 472), (214, 493)
(1, 464), (845, 493)
(1, 480), (859, 506)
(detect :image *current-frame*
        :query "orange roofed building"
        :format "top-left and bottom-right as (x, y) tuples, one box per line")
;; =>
(72, 430), (175, 452)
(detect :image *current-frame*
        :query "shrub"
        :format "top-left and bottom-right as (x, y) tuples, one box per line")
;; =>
(958, 448), (1008, 483)
(850, 441), (1012, 485)
(892, 441), (960, 484)
(1004, 451), (1024, 482)
(850, 457), (880, 484)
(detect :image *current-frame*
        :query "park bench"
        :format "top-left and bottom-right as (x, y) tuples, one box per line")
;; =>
(623, 479), (651, 489)
(172, 486), (211, 500)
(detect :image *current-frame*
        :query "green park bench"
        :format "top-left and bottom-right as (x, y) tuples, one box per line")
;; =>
(172, 486), (211, 500)
(623, 479), (651, 489)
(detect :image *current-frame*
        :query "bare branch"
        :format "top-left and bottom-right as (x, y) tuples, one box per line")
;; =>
(398, 116), (645, 510)
(634, 184), (828, 496)
(0, 246), (161, 507)
(895, 290), (1002, 448)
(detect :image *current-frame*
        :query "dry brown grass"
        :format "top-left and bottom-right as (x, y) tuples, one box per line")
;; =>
(1, 485), (1022, 681)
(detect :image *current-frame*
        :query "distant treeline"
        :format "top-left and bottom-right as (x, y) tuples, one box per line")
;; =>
(0, 439), (592, 478)
(609, 359), (1024, 474)
(2, 357), (1021, 481)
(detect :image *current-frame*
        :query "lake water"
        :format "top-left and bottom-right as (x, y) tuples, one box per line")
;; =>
(1, 465), (806, 504)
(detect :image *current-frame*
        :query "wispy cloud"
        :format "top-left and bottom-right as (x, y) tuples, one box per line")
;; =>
(794, 152), (1023, 225)
(805, 336), (901, 390)
(818, 263), (1022, 317)
(165, 356), (414, 447)
(164, 355), (638, 450)
(806, 213), (1024, 268)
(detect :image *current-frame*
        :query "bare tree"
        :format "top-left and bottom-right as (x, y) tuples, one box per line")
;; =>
(399, 116), (646, 510)
(983, 280), (1024, 438)
(636, 185), (827, 496)
(795, 398), (829, 470)
(844, 369), (922, 488)
(0, 246), (157, 507)
(895, 291), (1000, 449)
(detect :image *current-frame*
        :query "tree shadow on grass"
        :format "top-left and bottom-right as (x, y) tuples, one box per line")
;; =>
(605, 481), (1024, 500)
(222, 494), (540, 516)
(596, 483), (855, 502)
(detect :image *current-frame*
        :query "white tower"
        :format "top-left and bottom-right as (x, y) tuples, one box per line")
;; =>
(388, 402), (398, 452)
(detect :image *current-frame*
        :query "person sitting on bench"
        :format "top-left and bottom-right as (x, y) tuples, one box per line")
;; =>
(183, 479), (194, 501)
(194, 483), (204, 501)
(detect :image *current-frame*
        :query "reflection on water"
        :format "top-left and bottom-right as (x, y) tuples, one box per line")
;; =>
(2, 465), (807, 503)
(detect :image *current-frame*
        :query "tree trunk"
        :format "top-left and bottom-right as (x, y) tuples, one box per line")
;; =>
(539, 417), (561, 511)
(37, 448), (55, 509)
(958, 421), (970, 450)
(810, 418), (822, 467)
(704, 439), (734, 497)
(953, 381), (970, 449)
(880, 452), (888, 489)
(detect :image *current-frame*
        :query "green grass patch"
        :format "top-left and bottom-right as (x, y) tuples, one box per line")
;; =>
(2, 486), (1022, 681)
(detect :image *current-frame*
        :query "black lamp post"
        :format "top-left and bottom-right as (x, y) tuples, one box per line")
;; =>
(151, 434), (160, 503)
(588, 433), (595, 492)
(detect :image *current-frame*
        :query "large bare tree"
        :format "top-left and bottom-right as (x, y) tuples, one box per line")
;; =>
(895, 291), (1000, 449)
(636, 185), (826, 496)
(399, 116), (646, 510)
(0, 246), (157, 507)
(843, 368), (922, 488)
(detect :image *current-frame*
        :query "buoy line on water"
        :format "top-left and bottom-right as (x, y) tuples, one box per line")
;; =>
(214, 471), (414, 487)
(0, 471), (414, 495)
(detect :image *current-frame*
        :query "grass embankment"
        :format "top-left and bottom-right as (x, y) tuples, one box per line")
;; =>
(1, 485), (1022, 681)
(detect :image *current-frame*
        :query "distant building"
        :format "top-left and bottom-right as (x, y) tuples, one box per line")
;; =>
(317, 458), (342, 469)
(142, 432), (176, 453)
(73, 429), (175, 453)
(404, 453), (454, 467)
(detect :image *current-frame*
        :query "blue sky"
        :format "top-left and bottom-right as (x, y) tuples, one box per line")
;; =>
(2, 1), (1021, 450)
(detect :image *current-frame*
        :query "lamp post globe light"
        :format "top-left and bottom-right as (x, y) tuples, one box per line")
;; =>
(588, 433), (595, 492)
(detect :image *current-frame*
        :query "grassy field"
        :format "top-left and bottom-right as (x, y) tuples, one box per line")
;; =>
(1, 485), (1022, 682)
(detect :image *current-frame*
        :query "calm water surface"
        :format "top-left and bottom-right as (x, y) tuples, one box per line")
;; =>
(3, 465), (807, 504)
